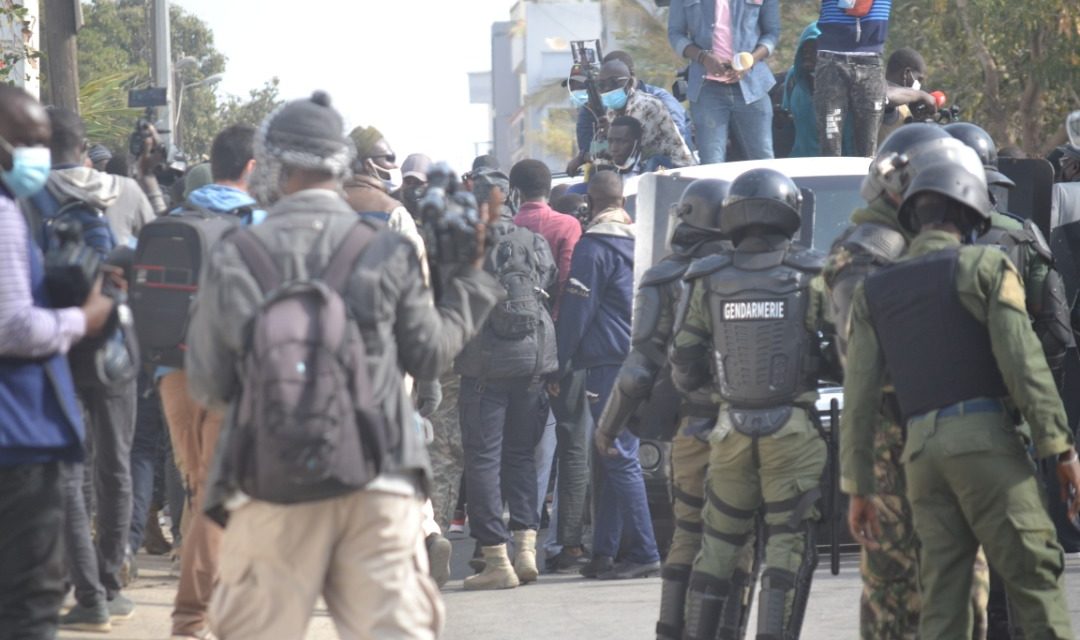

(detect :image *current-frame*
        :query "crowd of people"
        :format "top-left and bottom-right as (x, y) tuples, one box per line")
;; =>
(2, 1), (1080, 639)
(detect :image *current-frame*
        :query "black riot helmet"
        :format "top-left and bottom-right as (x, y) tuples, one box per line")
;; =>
(676, 179), (731, 233)
(944, 122), (1015, 188)
(861, 123), (952, 203)
(898, 162), (992, 236)
(720, 168), (802, 239)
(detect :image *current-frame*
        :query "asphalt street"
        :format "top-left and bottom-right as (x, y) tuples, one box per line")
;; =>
(58, 535), (1080, 640)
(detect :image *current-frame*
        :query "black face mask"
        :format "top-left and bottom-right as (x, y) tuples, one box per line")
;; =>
(403, 185), (425, 209)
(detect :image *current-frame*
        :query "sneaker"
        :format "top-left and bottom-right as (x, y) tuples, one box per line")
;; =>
(579, 554), (613, 579)
(119, 551), (138, 586)
(107, 593), (135, 622)
(597, 559), (661, 580)
(448, 511), (466, 535)
(143, 509), (173, 556)
(60, 601), (111, 632)
(545, 547), (591, 574)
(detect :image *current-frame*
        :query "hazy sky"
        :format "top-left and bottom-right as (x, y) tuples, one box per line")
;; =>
(173, 0), (517, 173)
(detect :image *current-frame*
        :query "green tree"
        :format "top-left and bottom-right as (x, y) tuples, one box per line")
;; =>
(890, 0), (1080, 154)
(64, 0), (278, 160)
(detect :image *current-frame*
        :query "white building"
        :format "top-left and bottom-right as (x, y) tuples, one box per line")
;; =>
(0, 0), (41, 97)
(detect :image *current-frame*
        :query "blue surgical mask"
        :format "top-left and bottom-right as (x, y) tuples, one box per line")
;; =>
(0, 135), (50, 199)
(569, 89), (589, 108)
(601, 88), (629, 111)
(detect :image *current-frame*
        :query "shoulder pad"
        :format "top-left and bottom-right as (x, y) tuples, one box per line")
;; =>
(684, 253), (731, 281)
(841, 222), (907, 263)
(1022, 219), (1053, 262)
(999, 211), (1026, 227)
(640, 255), (691, 287)
(782, 245), (826, 274)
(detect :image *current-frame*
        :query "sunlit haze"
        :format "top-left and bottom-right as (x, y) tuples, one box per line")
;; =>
(173, 0), (518, 173)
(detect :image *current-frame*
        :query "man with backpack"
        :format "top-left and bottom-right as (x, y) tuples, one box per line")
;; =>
(185, 92), (501, 638)
(454, 168), (558, 590)
(18, 107), (145, 631)
(129, 123), (262, 640)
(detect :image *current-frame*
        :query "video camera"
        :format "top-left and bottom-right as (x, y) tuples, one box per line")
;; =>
(44, 220), (138, 386)
(417, 162), (485, 267)
(907, 91), (959, 125)
(127, 88), (169, 162)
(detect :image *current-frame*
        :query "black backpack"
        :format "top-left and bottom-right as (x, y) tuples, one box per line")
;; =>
(487, 224), (554, 340)
(130, 202), (251, 368)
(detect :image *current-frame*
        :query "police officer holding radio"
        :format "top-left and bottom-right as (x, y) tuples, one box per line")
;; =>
(842, 159), (1080, 639)
(593, 178), (750, 640)
(669, 168), (836, 640)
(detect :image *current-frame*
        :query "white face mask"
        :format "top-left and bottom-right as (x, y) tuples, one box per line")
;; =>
(367, 159), (402, 190)
(909, 79), (922, 91)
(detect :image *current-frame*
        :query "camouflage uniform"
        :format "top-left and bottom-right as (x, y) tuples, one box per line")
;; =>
(428, 372), (463, 530)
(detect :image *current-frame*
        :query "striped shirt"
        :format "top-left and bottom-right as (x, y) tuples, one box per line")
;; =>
(0, 193), (85, 358)
(818, 0), (892, 53)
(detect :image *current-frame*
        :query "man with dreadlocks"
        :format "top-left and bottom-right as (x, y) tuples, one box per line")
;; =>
(186, 92), (502, 639)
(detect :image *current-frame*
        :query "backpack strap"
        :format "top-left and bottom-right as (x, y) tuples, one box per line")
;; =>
(322, 222), (377, 293)
(230, 229), (282, 294)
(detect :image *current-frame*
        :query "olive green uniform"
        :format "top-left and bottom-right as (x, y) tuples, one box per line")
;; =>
(843, 230), (1076, 639)
(825, 201), (991, 639)
(672, 252), (832, 636)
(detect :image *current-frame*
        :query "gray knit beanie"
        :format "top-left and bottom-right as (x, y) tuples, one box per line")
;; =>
(257, 91), (353, 176)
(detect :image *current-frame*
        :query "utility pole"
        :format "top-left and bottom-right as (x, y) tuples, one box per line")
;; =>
(151, 0), (174, 157)
(42, 0), (80, 111)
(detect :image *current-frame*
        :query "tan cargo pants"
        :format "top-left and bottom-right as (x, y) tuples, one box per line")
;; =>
(210, 490), (444, 640)
(159, 370), (224, 636)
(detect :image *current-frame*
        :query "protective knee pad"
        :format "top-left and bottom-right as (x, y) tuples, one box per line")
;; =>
(656, 564), (691, 640)
(683, 572), (731, 640)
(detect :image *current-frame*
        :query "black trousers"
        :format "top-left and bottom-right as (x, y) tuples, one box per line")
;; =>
(0, 461), (66, 640)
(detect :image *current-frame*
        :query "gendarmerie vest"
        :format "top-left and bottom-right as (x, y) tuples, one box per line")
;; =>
(699, 245), (824, 425)
(864, 247), (1008, 421)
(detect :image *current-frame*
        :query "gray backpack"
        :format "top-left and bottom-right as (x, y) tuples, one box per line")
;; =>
(228, 222), (387, 504)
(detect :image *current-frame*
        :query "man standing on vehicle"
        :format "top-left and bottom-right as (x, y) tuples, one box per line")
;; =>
(186, 91), (502, 638)
(670, 168), (836, 640)
(668, 0), (779, 164)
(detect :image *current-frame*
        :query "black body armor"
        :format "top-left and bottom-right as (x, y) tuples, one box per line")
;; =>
(864, 248), (1008, 421)
(701, 245), (824, 412)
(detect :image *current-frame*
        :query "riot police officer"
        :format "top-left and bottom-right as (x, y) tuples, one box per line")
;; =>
(828, 124), (994, 639)
(669, 169), (837, 640)
(843, 160), (1080, 639)
(594, 179), (757, 640)
(945, 122), (1075, 381)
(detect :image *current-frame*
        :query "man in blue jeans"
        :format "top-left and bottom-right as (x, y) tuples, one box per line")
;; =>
(668, 0), (779, 164)
(553, 170), (660, 580)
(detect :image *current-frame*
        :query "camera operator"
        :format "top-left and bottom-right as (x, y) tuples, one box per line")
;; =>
(879, 48), (940, 140)
(130, 119), (169, 216)
(0, 85), (116, 639)
(18, 107), (144, 630)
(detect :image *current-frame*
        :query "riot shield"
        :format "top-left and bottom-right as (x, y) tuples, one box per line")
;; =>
(632, 172), (696, 287)
(799, 187), (816, 247)
(998, 158), (1056, 237)
(1050, 219), (1080, 441)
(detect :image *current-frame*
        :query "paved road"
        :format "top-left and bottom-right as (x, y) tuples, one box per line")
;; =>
(60, 537), (1080, 639)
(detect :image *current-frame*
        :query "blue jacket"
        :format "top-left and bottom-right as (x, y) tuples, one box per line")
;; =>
(0, 190), (84, 467)
(575, 82), (693, 155)
(817, 0), (892, 53)
(556, 211), (635, 373)
(668, 0), (780, 105)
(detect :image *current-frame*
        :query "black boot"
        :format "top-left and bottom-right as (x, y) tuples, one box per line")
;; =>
(682, 573), (729, 640)
(657, 564), (691, 640)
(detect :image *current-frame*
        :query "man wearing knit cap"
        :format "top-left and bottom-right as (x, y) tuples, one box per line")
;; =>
(186, 91), (502, 639)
